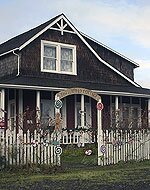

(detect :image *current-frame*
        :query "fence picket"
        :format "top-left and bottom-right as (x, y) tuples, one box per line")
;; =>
(1, 128), (150, 167)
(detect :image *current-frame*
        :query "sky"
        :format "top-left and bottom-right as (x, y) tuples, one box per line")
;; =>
(0, 0), (150, 88)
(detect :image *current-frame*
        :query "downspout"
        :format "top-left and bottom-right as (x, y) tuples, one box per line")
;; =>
(13, 51), (20, 76)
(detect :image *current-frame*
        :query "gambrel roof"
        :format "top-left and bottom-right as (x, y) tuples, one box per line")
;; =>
(0, 13), (140, 87)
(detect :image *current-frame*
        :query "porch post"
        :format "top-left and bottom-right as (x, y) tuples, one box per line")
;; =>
(148, 99), (150, 128)
(0, 89), (5, 156)
(115, 96), (119, 128)
(18, 89), (23, 133)
(36, 91), (40, 124)
(1, 89), (5, 119)
(81, 94), (85, 128)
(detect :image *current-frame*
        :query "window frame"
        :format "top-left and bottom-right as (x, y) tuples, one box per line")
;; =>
(41, 40), (77, 75)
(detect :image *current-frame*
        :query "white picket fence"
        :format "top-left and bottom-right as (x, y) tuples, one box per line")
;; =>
(61, 129), (150, 165)
(0, 128), (60, 167)
(61, 130), (96, 145)
(0, 128), (149, 167)
(101, 129), (150, 165)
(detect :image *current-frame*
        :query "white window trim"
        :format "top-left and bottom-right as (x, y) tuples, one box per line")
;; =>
(41, 40), (77, 75)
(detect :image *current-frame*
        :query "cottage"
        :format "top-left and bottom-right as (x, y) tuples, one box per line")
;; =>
(0, 14), (150, 166)
(0, 13), (150, 131)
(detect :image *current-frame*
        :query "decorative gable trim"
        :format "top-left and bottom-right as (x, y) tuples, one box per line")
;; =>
(19, 15), (64, 50)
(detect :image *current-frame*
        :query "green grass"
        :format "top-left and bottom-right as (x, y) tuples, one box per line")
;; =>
(0, 160), (149, 187)
(0, 144), (149, 189)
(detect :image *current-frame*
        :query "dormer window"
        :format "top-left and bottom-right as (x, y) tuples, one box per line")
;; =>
(41, 40), (77, 75)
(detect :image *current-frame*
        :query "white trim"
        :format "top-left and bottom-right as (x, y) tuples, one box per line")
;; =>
(41, 40), (77, 75)
(50, 27), (76, 34)
(0, 48), (19, 57)
(93, 90), (150, 98)
(0, 83), (149, 98)
(81, 32), (139, 67)
(1, 89), (5, 118)
(0, 84), (149, 98)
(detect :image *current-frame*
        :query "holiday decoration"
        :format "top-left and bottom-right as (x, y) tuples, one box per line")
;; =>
(55, 146), (62, 155)
(100, 145), (106, 154)
(85, 149), (92, 156)
(96, 102), (104, 110)
(55, 99), (63, 109)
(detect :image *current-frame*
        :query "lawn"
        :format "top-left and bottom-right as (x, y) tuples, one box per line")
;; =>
(0, 160), (149, 190)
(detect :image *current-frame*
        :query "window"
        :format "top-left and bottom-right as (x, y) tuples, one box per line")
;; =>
(41, 40), (77, 75)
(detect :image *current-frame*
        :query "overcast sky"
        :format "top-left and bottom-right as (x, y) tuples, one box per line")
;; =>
(0, 0), (150, 88)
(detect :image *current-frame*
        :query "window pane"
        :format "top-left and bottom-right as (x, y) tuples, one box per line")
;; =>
(61, 48), (73, 72)
(44, 46), (56, 58)
(61, 48), (73, 61)
(43, 57), (56, 70)
(61, 60), (72, 72)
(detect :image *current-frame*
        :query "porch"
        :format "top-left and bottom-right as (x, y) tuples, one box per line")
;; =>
(0, 87), (149, 167)
(0, 88), (150, 132)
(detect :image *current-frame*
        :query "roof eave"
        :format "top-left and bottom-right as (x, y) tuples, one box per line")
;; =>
(0, 48), (19, 57)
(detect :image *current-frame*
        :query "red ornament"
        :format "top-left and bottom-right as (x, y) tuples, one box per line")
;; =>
(0, 121), (5, 129)
(96, 102), (104, 110)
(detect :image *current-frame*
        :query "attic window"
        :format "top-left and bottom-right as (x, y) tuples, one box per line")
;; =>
(41, 40), (77, 75)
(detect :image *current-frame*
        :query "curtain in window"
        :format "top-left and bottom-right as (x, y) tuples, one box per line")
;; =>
(43, 46), (56, 70)
(61, 48), (73, 72)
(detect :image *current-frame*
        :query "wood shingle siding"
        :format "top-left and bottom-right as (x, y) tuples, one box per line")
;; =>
(0, 54), (18, 79)
(20, 30), (131, 87)
(85, 37), (135, 80)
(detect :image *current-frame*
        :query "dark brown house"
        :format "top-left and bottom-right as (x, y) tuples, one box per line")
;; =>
(0, 13), (150, 133)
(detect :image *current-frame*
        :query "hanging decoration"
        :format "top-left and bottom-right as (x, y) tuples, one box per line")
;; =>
(96, 102), (104, 111)
(55, 146), (62, 155)
(55, 99), (63, 109)
(100, 144), (106, 154)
